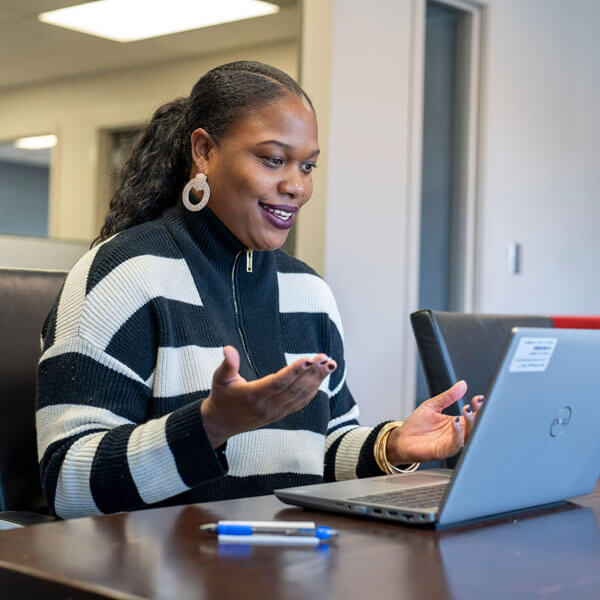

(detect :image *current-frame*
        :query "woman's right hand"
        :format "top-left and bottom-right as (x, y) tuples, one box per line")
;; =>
(200, 346), (337, 448)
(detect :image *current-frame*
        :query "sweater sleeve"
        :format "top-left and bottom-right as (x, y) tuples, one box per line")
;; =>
(37, 337), (227, 519)
(320, 284), (388, 481)
(36, 247), (227, 519)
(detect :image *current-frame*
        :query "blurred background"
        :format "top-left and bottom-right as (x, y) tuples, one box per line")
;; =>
(0, 0), (598, 422)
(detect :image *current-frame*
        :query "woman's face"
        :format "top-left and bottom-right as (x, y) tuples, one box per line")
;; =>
(191, 93), (319, 251)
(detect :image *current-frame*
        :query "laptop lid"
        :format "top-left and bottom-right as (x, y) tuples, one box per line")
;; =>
(438, 327), (600, 525)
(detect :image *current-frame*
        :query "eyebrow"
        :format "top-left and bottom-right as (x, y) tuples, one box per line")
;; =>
(257, 140), (320, 157)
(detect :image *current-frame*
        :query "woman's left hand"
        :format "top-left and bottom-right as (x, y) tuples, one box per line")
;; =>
(385, 381), (484, 465)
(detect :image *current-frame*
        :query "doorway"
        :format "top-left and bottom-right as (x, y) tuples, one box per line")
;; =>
(416, 0), (482, 406)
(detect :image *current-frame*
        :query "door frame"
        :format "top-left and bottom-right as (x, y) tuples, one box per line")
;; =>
(401, 0), (485, 413)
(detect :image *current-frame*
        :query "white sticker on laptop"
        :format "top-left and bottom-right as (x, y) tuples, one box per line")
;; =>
(509, 337), (557, 372)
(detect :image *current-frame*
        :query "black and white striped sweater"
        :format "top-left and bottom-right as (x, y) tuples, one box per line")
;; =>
(36, 202), (387, 519)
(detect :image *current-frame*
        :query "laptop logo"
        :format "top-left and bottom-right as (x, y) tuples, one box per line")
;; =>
(550, 406), (572, 437)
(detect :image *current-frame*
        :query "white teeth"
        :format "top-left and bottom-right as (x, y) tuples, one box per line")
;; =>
(263, 205), (292, 220)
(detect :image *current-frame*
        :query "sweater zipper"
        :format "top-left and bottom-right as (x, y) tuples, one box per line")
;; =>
(232, 250), (258, 377)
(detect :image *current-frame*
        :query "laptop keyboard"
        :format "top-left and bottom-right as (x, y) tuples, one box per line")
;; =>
(350, 483), (448, 509)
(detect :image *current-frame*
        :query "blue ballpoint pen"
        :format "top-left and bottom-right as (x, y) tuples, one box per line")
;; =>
(200, 520), (339, 540)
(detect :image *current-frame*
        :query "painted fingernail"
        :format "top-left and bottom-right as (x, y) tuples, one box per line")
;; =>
(466, 405), (473, 414)
(304, 360), (313, 369)
(327, 363), (336, 371)
(455, 416), (460, 423)
(318, 358), (329, 366)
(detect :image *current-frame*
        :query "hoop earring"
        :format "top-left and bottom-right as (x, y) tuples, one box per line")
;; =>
(182, 172), (210, 212)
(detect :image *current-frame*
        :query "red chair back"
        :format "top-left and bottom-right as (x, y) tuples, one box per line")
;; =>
(551, 316), (600, 329)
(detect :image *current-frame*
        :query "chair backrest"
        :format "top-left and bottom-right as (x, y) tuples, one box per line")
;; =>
(410, 310), (554, 411)
(410, 310), (554, 468)
(0, 268), (66, 512)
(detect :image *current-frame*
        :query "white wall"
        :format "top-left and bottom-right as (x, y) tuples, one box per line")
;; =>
(476, 0), (600, 314)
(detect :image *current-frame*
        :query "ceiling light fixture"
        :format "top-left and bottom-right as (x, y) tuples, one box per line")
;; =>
(14, 135), (58, 150)
(38, 0), (280, 43)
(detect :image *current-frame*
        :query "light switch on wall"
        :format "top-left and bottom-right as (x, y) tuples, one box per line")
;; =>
(508, 242), (522, 274)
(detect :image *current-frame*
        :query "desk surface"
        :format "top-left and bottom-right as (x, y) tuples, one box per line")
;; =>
(1, 483), (600, 600)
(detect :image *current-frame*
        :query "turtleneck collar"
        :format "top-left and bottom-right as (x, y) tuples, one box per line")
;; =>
(166, 198), (246, 257)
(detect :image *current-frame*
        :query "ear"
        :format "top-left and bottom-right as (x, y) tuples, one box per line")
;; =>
(190, 128), (216, 173)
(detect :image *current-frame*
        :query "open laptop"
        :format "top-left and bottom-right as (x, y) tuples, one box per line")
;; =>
(275, 328), (600, 527)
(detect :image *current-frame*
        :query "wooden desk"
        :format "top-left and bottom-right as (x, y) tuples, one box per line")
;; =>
(1, 483), (600, 600)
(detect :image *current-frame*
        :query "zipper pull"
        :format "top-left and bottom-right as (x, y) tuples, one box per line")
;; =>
(246, 249), (253, 273)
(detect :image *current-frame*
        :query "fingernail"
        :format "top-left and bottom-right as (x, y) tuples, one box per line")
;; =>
(318, 358), (328, 366)
(466, 405), (473, 414)
(455, 416), (460, 423)
(327, 363), (336, 372)
(304, 360), (313, 369)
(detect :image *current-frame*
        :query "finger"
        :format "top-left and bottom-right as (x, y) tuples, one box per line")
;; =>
(452, 416), (465, 451)
(425, 380), (468, 412)
(472, 395), (485, 414)
(286, 355), (336, 389)
(245, 353), (330, 400)
(249, 357), (335, 424)
(430, 416), (466, 460)
(213, 345), (241, 386)
(312, 356), (337, 377)
(462, 403), (475, 438)
(279, 358), (337, 410)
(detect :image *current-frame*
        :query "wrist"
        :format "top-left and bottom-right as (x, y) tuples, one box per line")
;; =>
(385, 425), (411, 466)
(200, 398), (231, 449)
(374, 421), (420, 475)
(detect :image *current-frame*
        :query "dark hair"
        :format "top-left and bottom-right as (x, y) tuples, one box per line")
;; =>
(93, 61), (313, 245)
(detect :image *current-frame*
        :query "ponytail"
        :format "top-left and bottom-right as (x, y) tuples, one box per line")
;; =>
(93, 98), (190, 245)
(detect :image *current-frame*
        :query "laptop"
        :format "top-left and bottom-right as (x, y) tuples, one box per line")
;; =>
(275, 327), (600, 527)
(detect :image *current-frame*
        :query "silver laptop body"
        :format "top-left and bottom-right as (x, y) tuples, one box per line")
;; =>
(275, 328), (600, 527)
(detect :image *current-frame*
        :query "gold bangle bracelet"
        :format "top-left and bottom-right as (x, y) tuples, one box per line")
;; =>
(374, 421), (420, 475)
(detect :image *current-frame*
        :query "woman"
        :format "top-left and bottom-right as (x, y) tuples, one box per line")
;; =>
(36, 61), (481, 519)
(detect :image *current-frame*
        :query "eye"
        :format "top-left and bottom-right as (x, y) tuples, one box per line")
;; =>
(300, 162), (317, 174)
(262, 156), (284, 167)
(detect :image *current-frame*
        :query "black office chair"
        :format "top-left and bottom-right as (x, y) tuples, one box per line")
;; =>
(0, 268), (67, 528)
(410, 309), (553, 467)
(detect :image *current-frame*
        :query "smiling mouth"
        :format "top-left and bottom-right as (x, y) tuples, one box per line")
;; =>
(259, 203), (297, 221)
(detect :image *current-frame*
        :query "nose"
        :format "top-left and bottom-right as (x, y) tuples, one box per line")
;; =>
(278, 168), (304, 199)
